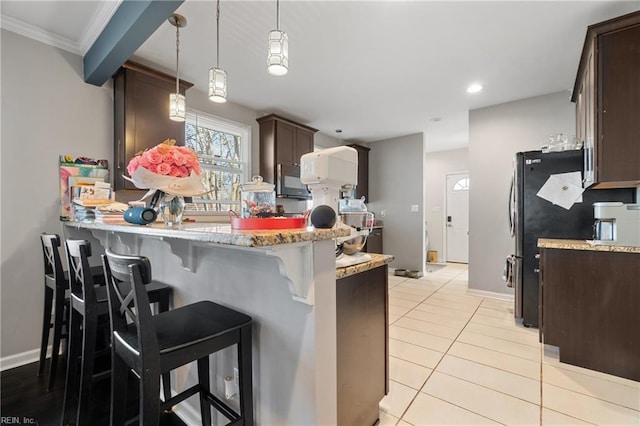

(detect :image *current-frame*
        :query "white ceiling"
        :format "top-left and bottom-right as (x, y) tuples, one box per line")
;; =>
(2, 1), (638, 152)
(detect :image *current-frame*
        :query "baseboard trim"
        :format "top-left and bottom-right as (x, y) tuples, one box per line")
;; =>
(0, 346), (51, 372)
(466, 288), (514, 301)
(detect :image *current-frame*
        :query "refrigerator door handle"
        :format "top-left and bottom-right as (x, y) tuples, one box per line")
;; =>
(503, 255), (516, 287)
(508, 174), (516, 237)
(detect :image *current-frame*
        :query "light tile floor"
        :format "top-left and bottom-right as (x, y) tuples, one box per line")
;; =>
(379, 263), (640, 426)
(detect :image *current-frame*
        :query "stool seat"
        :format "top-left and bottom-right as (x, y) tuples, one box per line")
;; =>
(62, 265), (105, 285)
(70, 279), (171, 305)
(116, 301), (251, 357)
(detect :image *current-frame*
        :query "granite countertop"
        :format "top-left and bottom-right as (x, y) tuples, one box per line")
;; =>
(336, 254), (395, 279)
(538, 238), (640, 254)
(65, 221), (351, 248)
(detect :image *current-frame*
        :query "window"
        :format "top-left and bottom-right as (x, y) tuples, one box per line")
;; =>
(452, 177), (469, 191)
(185, 110), (250, 213)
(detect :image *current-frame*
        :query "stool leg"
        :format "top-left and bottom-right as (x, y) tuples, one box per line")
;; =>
(76, 312), (97, 425)
(38, 286), (53, 376)
(197, 357), (212, 426)
(61, 309), (82, 426)
(110, 354), (128, 426)
(158, 294), (172, 404)
(140, 367), (161, 426)
(48, 292), (66, 390)
(237, 325), (254, 426)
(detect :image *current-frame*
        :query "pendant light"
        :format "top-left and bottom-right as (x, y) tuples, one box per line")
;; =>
(168, 14), (187, 122)
(209, 0), (227, 103)
(267, 0), (288, 76)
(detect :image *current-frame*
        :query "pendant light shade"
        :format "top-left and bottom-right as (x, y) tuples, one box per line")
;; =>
(267, 30), (288, 76)
(209, 0), (227, 103)
(209, 68), (227, 103)
(267, 0), (288, 76)
(169, 93), (186, 120)
(168, 14), (187, 122)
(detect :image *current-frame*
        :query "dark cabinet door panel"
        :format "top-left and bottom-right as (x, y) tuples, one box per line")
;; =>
(337, 266), (388, 426)
(541, 248), (640, 381)
(598, 24), (640, 184)
(113, 62), (192, 190)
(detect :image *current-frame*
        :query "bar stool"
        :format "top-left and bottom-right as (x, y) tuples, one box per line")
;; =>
(61, 239), (173, 426)
(103, 249), (254, 426)
(38, 234), (106, 391)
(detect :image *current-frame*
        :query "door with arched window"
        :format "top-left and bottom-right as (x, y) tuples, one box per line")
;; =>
(445, 173), (469, 263)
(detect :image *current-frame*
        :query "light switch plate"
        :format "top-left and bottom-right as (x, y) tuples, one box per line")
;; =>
(411, 204), (419, 212)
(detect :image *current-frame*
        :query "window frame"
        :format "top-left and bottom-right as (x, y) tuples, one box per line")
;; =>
(184, 108), (251, 216)
(452, 177), (470, 191)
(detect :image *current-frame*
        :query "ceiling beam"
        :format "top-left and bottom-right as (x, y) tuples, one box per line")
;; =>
(83, 0), (184, 86)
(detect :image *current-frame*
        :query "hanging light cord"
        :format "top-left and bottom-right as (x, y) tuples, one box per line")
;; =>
(175, 22), (180, 94)
(216, 0), (221, 68)
(276, 0), (280, 30)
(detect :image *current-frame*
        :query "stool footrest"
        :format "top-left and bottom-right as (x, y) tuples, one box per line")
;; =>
(160, 384), (199, 411)
(204, 391), (240, 422)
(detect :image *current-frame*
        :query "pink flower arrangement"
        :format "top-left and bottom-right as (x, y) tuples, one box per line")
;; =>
(127, 139), (201, 178)
(124, 139), (206, 197)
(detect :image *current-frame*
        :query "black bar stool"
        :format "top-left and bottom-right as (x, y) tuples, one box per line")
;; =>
(38, 234), (105, 391)
(61, 239), (173, 426)
(103, 249), (254, 426)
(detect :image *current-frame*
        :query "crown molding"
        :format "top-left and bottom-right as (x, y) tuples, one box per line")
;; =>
(0, 1), (122, 57)
(0, 14), (79, 55)
(78, 1), (122, 56)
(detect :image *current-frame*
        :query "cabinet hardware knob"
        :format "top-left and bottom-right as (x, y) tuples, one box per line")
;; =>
(534, 268), (540, 273)
(535, 254), (540, 259)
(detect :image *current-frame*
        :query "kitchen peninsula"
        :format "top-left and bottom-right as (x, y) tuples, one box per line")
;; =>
(64, 220), (393, 425)
(538, 238), (640, 381)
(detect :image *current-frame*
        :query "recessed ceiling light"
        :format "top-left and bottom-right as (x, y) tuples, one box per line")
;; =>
(466, 83), (484, 94)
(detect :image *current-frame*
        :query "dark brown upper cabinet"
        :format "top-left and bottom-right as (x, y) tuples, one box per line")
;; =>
(572, 11), (640, 189)
(113, 61), (193, 190)
(257, 114), (317, 185)
(347, 144), (371, 202)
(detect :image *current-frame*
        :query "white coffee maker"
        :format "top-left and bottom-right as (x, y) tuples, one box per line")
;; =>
(593, 202), (640, 246)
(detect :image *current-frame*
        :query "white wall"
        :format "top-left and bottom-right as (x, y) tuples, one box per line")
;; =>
(368, 133), (425, 272)
(425, 148), (469, 262)
(468, 91), (575, 295)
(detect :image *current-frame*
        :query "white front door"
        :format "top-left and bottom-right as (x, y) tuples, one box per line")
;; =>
(446, 173), (469, 263)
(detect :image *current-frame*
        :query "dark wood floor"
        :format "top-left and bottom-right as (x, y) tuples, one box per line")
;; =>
(1, 359), (186, 426)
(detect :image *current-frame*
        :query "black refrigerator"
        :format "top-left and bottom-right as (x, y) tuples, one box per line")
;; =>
(508, 150), (635, 328)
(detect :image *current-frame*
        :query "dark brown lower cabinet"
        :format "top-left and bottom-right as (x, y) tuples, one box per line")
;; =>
(540, 248), (640, 381)
(337, 265), (388, 426)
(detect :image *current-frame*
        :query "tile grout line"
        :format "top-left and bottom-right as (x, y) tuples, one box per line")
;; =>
(395, 268), (491, 424)
(388, 270), (460, 424)
(431, 369), (540, 406)
(540, 339), (543, 426)
(386, 265), (478, 424)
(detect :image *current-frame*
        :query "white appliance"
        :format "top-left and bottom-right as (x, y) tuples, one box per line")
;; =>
(300, 147), (372, 266)
(593, 202), (640, 246)
(300, 146), (358, 212)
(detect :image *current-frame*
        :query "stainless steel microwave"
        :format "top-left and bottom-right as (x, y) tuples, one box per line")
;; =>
(277, 163), (311, 199)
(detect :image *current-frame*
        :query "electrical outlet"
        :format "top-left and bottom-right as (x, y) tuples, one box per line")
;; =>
(411, 204), (419, 213)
